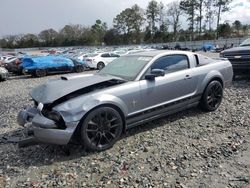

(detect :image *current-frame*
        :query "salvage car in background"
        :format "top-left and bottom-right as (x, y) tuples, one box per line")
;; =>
(17, 50), (233, 151)
(21, 56), (87, 77)
(0, 67), (9, 81)
(220, 38), (250, 77)
(85, 52), (120, 70)
(5, 58), (23, 75)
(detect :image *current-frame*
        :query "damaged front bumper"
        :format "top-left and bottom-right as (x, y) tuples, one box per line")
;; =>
(17, 107), (79, 147)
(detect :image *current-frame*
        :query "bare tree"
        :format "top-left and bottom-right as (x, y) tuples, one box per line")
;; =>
(204, 0), (215, 31)
(167, 1), (183, 41)
(214, 0), (232, 39)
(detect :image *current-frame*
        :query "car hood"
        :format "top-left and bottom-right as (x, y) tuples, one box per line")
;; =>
(30, 73), (124, 104)
(222, 46), (250, 54)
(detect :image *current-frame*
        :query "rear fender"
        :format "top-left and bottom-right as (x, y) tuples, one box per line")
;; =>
(200, 70), (224, 93)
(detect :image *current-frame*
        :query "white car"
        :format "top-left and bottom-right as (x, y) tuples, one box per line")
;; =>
(85, 52), (120, 70)
(3, 56), (17, 64)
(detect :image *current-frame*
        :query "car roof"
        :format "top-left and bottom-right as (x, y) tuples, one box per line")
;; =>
(127, 50), (193, 57)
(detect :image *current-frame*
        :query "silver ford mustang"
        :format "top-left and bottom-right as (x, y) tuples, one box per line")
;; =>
(17, 50), (233, 151)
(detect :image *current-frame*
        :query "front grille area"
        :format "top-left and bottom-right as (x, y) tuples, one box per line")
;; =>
(224, 54), (250, 59)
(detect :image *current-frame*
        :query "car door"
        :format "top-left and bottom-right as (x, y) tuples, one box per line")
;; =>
(139, 54), (197, 111)
(110, 53), (120, 61)
(100, 53), (111, 64)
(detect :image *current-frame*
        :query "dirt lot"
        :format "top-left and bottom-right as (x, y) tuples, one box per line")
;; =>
(0, 57), (250, 187)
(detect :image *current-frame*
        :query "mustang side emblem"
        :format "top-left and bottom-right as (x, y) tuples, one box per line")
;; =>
(132, 99), (137, 107)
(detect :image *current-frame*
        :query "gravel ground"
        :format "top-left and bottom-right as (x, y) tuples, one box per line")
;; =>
(0, 58), (250, 187)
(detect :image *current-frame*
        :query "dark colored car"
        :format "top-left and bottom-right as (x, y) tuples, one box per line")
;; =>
(220, 38), (250, 77)
(21, 56), (87, 77)
(5, 58), (23, 75)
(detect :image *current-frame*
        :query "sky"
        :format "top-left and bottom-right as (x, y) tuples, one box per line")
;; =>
(0, 0), (250, 37)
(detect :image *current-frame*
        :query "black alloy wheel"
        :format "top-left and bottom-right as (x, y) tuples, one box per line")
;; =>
(97, 62), (105, 70)
(200, 80), (223, 111)
(81, 107), (123, 151)
(35, 69), (47, 77)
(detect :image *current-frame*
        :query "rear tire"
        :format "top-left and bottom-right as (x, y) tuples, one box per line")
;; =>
(35, 69), (47, 77)
(97, 62), (105, 70)
(80, 107), (123, 151)
(200, 80), (223, 111)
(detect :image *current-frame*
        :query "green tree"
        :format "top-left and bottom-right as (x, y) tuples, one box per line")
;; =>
(146, 0), (160, 41)
(197, 0), (204, 36)
(39, 29), (58, 47)
(113, 4), (144, 44)
(233, 20), (242, 37)
(91, 19), (108, 45)
(217, 22), (231, 38)
(242, 25), (248, 36)
(58, 24), (86, 46)
(103, 29), (121, 45)
(19, 34), (39, 48)
(180, 0), (198, 40)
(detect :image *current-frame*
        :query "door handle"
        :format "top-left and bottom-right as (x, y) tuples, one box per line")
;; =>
(184, 75), (192, 80)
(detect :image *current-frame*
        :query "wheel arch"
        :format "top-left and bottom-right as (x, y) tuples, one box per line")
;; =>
(73, 103), (127, 142)
(201, 71), (224, 93)
(208, 76), (224, 88)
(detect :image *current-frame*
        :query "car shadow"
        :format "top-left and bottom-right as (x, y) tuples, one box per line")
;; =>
(0, 107), (205, 171)
(233, 75), (250, 82)
(232, 76), (250, 88)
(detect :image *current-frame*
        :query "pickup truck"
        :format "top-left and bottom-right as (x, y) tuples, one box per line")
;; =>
(17, 50), (233, 151)
(220, 38), (250, 77)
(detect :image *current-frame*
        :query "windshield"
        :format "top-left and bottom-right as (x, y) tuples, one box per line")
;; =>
(240, 38), (250, 47)
(98, 55), (152, 81)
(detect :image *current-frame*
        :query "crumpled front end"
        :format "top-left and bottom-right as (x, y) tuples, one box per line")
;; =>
(17, 104), (79, 147)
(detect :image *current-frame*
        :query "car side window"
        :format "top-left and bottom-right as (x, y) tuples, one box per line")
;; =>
(101, 53), (110, 58)
(151, 55), (189, 73)
(110, 53), (120, 57)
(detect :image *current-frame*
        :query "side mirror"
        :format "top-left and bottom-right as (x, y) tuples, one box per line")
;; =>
(145, 69), (165, 80)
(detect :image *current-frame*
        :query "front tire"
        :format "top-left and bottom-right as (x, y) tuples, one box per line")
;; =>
(80, 107), (123, 151)
(200, 80), (223, 111)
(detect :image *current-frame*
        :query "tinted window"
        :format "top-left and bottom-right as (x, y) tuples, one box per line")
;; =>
(151, 55), (189, 73)
(110, 53), (120, 57)
(101, 53), (110, 58)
